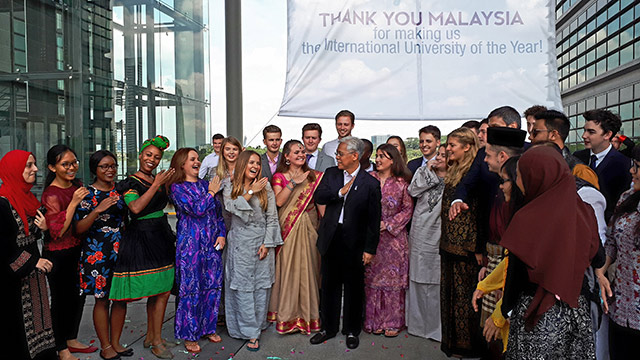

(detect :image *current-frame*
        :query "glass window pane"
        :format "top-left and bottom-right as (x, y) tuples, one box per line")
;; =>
(586, 64), (596, 80)
(621, 121), (632, 137)
(620, 8), (633, 28)
(620, 44), (633, 65)
(607, 18), (619, 34)
(607, 52), (619, 71)
(596, 59), (606, 75)
(620, 103), (633, 121)
(608, 35), (619, 52)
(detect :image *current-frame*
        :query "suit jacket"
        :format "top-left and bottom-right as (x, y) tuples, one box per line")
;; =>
(407, 157), (423, 175)
(315, 166), (381, 256)
(260, 152), (280, 181)
(313, 150), (336, 173)
(573, 147), (631, 221)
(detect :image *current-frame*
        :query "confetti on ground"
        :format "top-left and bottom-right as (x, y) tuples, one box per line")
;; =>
(401, 354), (404, 357)
(267, 357), (283, 360)
(382, 345), (388, 349)
(404, 334), (408, 338)
(299, 351), (304, 354)
(221, 346), (224, 350)
(371, 342), (375, 345)
(345, 349), (350, 352)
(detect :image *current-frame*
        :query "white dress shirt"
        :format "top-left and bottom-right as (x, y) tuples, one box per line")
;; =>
(307, 149), (319, 169)
(199, 152), (219, 179)
(577, 187), (607, 244)
(322, 138), (341, 162)
(337, 165), (361, 224)
(421, 153), (438, 167)
(590, 144), (612, 168)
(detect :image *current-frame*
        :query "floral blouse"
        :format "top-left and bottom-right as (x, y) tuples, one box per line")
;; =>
(605, 189), (640, 331)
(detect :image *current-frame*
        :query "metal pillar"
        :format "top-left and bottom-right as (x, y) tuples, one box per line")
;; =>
(225, 0), (243, 141)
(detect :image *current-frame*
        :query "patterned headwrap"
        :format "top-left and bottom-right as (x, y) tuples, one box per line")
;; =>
(140, 135), (170, 154)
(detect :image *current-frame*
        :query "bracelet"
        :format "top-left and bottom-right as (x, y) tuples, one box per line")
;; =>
(290, 179), (297, 187)
(208, 190), (215, 196)
(286, 183), (294, 191)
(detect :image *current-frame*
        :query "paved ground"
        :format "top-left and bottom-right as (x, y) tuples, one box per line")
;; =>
(74, 296), (448, 360)
(72, 215), (448, 360)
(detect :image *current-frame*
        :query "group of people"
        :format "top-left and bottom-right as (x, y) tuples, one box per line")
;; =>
(2, 105), (638, 360)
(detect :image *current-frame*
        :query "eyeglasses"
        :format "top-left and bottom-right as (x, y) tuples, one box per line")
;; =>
(97, 164), (118, 170)
(335, 151), (355, 158)
(531, 129), (551, 136)
(60, 160), (79, 169)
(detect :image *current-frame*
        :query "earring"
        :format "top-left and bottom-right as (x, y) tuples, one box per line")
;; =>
(285, 159), (291, 165)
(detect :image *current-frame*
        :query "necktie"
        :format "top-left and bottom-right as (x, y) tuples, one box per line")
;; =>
(306, 153), (312, 162)
(590, 154), (598, 170)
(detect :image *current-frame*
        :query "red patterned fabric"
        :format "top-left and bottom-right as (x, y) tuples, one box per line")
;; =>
(0, 150), (41, 235)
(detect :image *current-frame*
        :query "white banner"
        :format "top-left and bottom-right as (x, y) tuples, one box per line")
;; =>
(279, 0), (562, 120)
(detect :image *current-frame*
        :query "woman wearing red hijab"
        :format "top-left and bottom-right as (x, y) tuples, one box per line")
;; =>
(500, 146), (601, 359)
(0, 150), (56, 359)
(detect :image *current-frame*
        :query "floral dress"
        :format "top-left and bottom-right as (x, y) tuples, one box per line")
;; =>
(75, 185), (127, 298)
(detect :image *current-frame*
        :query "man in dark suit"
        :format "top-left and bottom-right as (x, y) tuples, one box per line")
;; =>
(407, 125), (441, 175)
(260, 125), (282, 181)
(310, 136), (381, 350)
(573, 109), (632, 222)
(302, 123), (336, 172)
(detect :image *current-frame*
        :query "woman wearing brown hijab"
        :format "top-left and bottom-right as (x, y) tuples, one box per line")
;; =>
(500, 146), (601, 359)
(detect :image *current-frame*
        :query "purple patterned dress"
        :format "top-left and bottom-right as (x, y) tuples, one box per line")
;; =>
(170, 180), (226, 341)
(364, 174), (413, 332)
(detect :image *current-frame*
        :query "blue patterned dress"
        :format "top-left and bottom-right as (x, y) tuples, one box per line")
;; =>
(170, 180), (226, 341)
(75, 185), (127, 298)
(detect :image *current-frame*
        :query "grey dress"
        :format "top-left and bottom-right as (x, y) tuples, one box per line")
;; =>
(406, 165), (444, 341)
(223, 182), (283, 339)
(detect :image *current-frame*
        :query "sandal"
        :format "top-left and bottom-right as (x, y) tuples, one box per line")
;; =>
(184, 341), (201, 354)
(384, 329), (399, 337)
(246, 339), (260, 352)
(143, 338), (176, 349)
(116, 347), (134, 357)
(371, 329), (384, 335)
(207, 334), (222, 343)
(149, 344), (174, 359)
(99, 345), (121, 360)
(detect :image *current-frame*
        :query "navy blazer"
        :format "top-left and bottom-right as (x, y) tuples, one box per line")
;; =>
(573, 147), (631, 221)
(314, 166), (381, 256)
(407, 157), (423, 175)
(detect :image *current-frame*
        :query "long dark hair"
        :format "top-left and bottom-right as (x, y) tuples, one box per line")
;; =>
(376, 143), (412, 183)
(501, 155), (524, 224)
(44, 145), (83, 188)
(275, 140), (316, 183)
(89, 150), (117, 183)
(610, 147), (640, 248)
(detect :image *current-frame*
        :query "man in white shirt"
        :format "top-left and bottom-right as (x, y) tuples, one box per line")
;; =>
(302, 123), (335, 172)
(199, 133), (224, 179)
(323, 110), (355, 162)
(407, 125), (441, 175)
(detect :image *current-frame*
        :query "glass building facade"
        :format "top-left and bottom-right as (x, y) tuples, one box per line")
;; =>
(556, 0), (640, 151)
(0, 0), (210, 188)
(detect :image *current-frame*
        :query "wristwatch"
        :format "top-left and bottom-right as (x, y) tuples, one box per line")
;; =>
(248, 189), (254, 195)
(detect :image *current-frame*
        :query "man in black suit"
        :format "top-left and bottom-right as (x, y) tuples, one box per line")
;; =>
(407, 125), (441, 175)
(310, 136), (381, 350)
(573, 109), (631, 222)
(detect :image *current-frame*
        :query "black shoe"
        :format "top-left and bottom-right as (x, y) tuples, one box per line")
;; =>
(310, 331), (335, 345)
(346, 333), (359, 349)
(117, 348), (134, 357)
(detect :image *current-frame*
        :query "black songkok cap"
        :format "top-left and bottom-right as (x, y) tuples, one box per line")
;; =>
(487, 127), (526, 148)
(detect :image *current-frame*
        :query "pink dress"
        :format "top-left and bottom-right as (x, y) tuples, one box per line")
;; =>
(364, 173), (413, 332)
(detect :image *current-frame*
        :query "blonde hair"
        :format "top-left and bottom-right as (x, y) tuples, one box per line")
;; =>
(230, 150), (268, 211)
(444, 127), (478, 186)
(216, 136), (242, 179)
